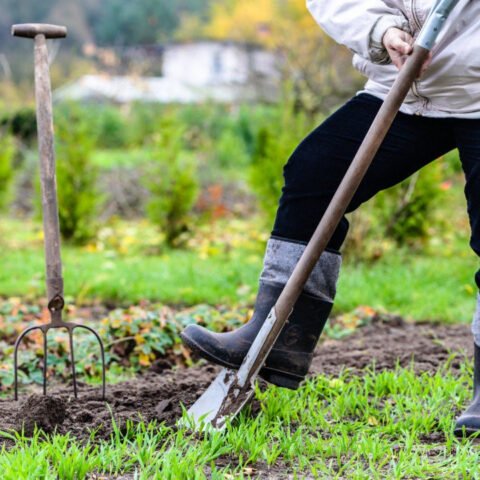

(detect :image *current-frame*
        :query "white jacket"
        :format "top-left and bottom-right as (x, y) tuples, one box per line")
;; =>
(307, 0), (480, 118)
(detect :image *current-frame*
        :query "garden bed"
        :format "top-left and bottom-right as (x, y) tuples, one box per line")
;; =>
(0, 317), (472, 444)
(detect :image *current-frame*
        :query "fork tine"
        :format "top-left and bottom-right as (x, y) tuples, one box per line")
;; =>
(73, 325), (107, 400)
(68, 328), (78, 398)
(14, 325), (43, 401)
(42, 328), (48, 396)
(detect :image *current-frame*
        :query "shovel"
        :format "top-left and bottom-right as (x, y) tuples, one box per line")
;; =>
(183, 0), (460, 430)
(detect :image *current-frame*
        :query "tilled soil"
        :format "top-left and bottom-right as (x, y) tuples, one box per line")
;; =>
(0, 318), (473, 445)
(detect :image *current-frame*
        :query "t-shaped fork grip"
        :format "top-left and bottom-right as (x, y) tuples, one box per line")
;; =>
(11, 23), (67, 39)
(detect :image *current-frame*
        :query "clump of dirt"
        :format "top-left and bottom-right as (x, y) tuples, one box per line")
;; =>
(0, 319), (473, 444)
(15, 394), (66, 436)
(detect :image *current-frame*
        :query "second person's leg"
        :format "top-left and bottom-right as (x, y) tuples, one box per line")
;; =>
(449, 119), (480, 435)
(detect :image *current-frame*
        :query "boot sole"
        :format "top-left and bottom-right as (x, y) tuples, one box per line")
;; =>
(181, 331), (303, 390)
(454, 426), (480, 437)
(454, 416), (480, 437)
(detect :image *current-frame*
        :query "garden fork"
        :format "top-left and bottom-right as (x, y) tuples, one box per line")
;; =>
(11, 24), (106, 401)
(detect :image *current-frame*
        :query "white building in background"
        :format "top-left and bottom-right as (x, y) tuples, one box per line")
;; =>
(163, 41), (278, 87)
(55, 41), (281, 104)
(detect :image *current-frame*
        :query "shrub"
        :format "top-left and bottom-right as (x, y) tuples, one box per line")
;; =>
(55, 103), (130, 150)
(177, 103), (231, 141)
(344, 160), (447, 261)
(249, 96), (309, 225)
(53, 110), (99, 244)
(94, 106), (129, 149)
(144, 119), (199, 247)
(0, 108), (37, 144)
(381, 163), (444, 245)
(0, 132), (16, 211)
(129, 103), (166, 147)
(214, 129), (250, 170)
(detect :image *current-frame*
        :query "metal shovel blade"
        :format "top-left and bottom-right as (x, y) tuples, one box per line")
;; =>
(182, 307), (280, 430)
(183, 368), (255, 430)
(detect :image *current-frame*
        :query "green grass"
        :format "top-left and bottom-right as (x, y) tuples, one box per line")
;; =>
(91, 149), (153, 169)
(1, 361), (479, 479)
(0, 245), (261, 306)
(91, 147), (206, 178)
(0, 217), (477, 321)
(337, 249), (478, 323)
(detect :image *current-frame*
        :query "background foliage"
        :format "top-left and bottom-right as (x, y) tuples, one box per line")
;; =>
(144, 119), (199, 247)
(53, 108), (99, 244)
(0, 131), (15, 212)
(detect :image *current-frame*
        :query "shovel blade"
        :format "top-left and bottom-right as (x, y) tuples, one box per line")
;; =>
(183, 368), (255, 431)
(181, 307), (281, 431)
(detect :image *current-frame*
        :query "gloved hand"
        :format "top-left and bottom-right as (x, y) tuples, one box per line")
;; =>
(383, 27), (432, 75)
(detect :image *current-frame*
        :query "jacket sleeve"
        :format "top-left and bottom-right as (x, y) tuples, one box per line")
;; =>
(306, 0), (410, 64)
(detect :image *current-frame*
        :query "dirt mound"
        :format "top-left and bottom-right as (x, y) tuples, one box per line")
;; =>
(15, 394), (67, 436)
(0, 319), (473, 443)
(0, 364), (220, 443)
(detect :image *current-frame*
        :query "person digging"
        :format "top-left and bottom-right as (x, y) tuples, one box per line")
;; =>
(181, 1), (480, 436)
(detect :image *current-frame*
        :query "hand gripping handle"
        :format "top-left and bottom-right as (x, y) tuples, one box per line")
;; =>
(11, 24), (67, 39)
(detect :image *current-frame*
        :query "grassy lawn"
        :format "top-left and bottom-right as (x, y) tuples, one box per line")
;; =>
(0, 244), (261, 306)
(91, 149), (154, 169)
(1, 364), (478, 479)
(337, 250), (477, 323)
(0, 217), (477, 322)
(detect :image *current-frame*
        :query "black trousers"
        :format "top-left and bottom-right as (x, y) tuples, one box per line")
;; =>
(272, 94), (480, 289)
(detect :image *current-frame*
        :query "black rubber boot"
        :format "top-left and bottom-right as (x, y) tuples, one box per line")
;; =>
(454, 343), (480, 436)
(180, 281), (333, 389)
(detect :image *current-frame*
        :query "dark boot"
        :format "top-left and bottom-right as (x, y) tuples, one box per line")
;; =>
(454, 343), (480, 436)
(181, 281), (333, 389)
(181, 237), (341, 389)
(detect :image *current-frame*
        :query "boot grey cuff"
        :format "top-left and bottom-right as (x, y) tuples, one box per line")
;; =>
(472, 294), (480, 346)
(259, 238), (341, 303)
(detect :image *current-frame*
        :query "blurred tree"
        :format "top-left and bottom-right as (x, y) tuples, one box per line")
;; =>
(192, 0), (362, 114)
(92, 0), (176, 46)
(0, 131), (15, 212)
(0, 0), (94, 88)
(203, 0), (275, 44)
(54, 108), (100, 244)
(144, 118), (199, 247)
(91, 0), (213, 46)
(0, 0), (210, 46)
(276, 0), (363, 113)
(0, 0), (89, 46)
(0, 0), (214, 92)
